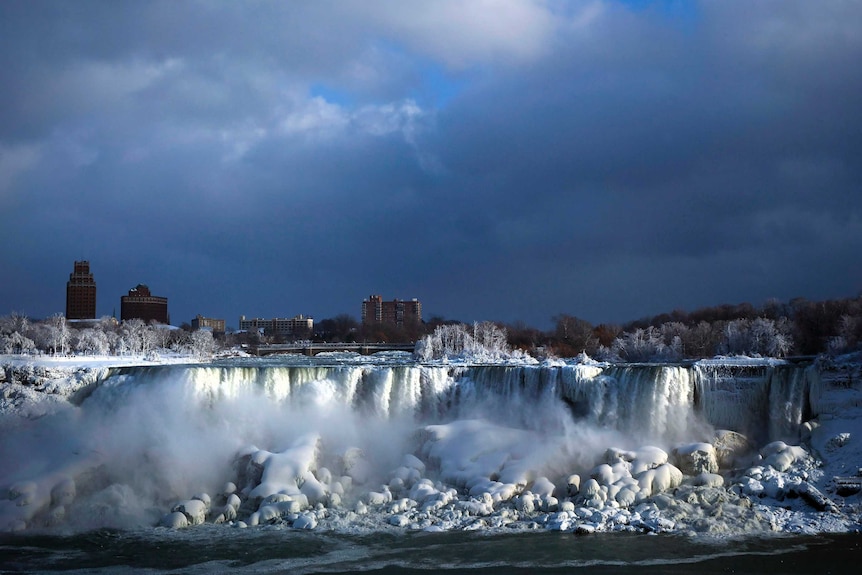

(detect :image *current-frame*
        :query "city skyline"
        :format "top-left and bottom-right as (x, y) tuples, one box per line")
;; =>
(58, 259), (425, 331)
(1, 1), (860, 329)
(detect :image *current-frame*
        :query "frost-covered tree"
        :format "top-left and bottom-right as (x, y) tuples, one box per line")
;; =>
(753, 317), (793, 357)
(140, 325), (159, 355)
(660, 322), (688, 344)
(1, 331), (36, 354)
(611, 327), (672, 362)
(189, 329), (215, 359)
(718, 319), (751, 355)
(830, 315), (861, 353)
(149, 321), (173, 350)
(472, 321), (508, 356)
(0, 312), (29, 336)
(0, 312), (35, 354)
(119, 319), (147, 354)
(718, 317), (792, 357)
(416, 324), (469, 360)
(42, 313), (71, 355)
(170, 329), (191, 354)
(73, 328), (111, 355)
(415, 322), (519, 361)
(594, 344), (621, 362)
(659, 322), (687, 360)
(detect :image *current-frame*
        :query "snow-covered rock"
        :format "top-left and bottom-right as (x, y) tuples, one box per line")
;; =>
(672, 443), (719, 475)
(712, 430), (754, 469)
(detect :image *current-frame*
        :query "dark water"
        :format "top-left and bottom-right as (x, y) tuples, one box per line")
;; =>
(1, 529), (859, 574)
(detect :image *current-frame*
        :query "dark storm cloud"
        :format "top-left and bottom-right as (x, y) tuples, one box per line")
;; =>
(1, 1), (860, 328)
(422, 1), (862, 322)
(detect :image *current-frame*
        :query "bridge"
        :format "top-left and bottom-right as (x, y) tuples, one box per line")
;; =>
(251, 342), (416, 357)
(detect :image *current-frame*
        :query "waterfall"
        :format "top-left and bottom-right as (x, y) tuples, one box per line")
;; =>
(693, 363), (818, 444)
(87, 360), (817, 446)
(1, 357), (821, 533)
(556, 365), (706, 446)
(767, 365), (818, 441)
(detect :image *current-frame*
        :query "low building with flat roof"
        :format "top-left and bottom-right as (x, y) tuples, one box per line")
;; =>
(191, 315), (225, 335)
(239, 315), (313, 337)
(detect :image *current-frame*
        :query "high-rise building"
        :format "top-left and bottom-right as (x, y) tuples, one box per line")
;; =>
(361, 295), (422, 327)
(66, 260), (97, 319)
(120, 284), (169, 324)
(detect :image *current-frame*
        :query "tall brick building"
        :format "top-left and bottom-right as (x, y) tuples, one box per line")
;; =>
(361, 295), (422, 327)
(66, 260), (97, 319)
(121, 284), (169, 324)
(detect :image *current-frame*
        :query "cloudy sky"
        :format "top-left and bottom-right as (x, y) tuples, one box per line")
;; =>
(1, 0), (860, 329)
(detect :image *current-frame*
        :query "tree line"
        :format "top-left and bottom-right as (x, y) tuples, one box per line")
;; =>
(0, 314), (215, 359)
(312, 295), (862, 360)
(536, 295), (862, 360)
(2, 294), (860, 360)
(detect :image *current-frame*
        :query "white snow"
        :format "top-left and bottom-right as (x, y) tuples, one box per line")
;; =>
(1, 352), (860, 536)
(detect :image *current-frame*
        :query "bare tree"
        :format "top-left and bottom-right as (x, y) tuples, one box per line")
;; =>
(553, 314), (597, 355)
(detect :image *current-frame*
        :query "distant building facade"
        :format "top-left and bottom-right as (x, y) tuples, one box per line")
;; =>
(66, 260), (97, 320)
(239, 315), (313, 337)
(120, 284), (169, 324)
(191, 315), (225, 335)
(361, 295), (422, 327)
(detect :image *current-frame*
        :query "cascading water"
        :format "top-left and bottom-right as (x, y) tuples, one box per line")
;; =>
(0, 357), (821, 534)
(767, 365), (817, 441)
(84, 361), (819, 442)
(693, 363), (819, 444)
(558, 365), (705, 445)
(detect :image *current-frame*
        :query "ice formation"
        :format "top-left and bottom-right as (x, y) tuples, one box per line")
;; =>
(0, 356), (860, 535)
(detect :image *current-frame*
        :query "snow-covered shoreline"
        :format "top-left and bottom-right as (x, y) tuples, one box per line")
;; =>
(0, 353), (208, 418)
(1, 353), (860, 537)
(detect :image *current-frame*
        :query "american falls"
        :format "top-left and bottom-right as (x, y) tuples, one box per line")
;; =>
(1, 355), (857, 537)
